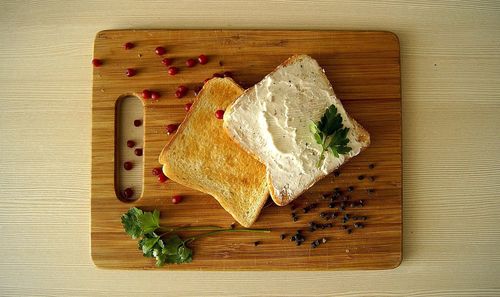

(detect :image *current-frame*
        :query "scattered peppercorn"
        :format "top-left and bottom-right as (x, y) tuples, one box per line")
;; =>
(370, 176), (376, 182)
(358, 175), (365, 180)
(302, 203), (318, 213)
(334, 170), (340, 177)
(346, 228), (352, 234)
(230, 223), (235, 229)
(354, 222), (364, 229)
(280, 233), (286, 240)
(367, 189), (375, 194)
(328, 202), (335, 208)
(347, 186), (354, 192)
(369, 163), (375, 169)
(254, 241), (261, 247)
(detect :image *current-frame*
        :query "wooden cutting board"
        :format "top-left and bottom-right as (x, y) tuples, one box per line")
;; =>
(91, 30), (402, 270)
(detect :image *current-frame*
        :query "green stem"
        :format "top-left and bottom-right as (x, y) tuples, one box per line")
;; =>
(184, 228), (271, 244)
(157, 226), (226, 237)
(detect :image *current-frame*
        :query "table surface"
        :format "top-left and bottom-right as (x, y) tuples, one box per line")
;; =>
(1, 1), (499, 296)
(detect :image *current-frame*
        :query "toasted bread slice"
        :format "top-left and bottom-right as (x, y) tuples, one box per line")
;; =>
(224, 55), (370, 206)
(159, 78), (269, 227)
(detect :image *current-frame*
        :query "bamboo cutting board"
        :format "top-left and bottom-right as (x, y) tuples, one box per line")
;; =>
(91, 30), (402, 270)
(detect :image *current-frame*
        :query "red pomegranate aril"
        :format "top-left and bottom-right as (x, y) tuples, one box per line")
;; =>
(168, 67), (178, 75)
(92, 58), (103, 67)
(177, 85), (188, 94)
(161, 57), (172, 66)
(175, 90), (184, 99)
(126, 140), (135, 148)
(184, 102), (193, 112)
(215, 109), (225, 119)
(223, 71), (233, 78)
(151, 91), (161, 100)
(194, 85), (203, 95)
(124, 161), (133, 170)
(158, 172), (167, 183)
(123, 188), (134, 199)
(172, 195), (183, 204)
(212, 72), (223, 78)
(134, 148), (143, 156)
(185, 58), (196, 67)
(126, 68), (136, 77)
(142, 89), (152, 99)
(134, 119), (142, 127)
(198, 54), (208, 64)
(166, 124), (179, 134)
(155, 46), (166, 55)
(152, 167), (162, 176)
(124, 42), (134, 50)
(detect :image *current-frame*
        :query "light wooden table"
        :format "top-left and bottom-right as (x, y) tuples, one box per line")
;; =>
(1, 1), (499, 296)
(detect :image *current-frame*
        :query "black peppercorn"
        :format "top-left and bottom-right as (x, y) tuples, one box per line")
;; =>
(328, 202), (335, 208)
(293, 216), (299, 222)
(347, 186), (354, 192)
(369, 163), (375, 169)
(334, 170), (340, 177)
(280, 233), (286, 240)
(349, 202), (355, 208)
(291, 235), (297, 242)
(370, 176), (376, 182)
(354, 222), (364, 229)
(254, 241), (261, 246)
(367, 189), (375, 194)
(230, 223), (235, 229)
(358, 175), (365, 180)
(346, 228), (352, 234)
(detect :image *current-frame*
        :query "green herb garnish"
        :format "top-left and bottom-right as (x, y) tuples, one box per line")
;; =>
(121, 207), (270, 267)
(309, 104), (351, 167)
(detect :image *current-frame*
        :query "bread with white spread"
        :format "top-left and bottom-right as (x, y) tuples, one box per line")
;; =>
(223, 55), (370, 206)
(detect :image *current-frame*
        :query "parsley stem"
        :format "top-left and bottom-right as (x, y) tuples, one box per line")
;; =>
(158, 226), (226, 237)
(184, 228), (271, 244)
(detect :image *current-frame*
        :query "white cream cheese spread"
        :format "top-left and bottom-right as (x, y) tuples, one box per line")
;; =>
(224, 55), (366, 202)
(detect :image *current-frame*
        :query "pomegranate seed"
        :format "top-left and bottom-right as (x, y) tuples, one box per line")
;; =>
(151, 91), (161, 100)
(126, 140), (135, 148)
(155, 47), (166, 55)
(152, 167), (162, 176)
(134, 119), (142, 127)
(185, 58), (196, 67)
(194, 85), (203, 95)
(198, 54), (208, 64)
(166, 124), (179, 134)
(215, 109), (225, 119)
(168, 67), (178, 75)
(142, 89), (152, 99)
(92, 58), (103, 67)
(158, 172), (167, 183)
(172, 195), (183, 204)
(212, 72), (223, 78)
(161, 58), (172, 66)
(184, 102), (193, 112)
(123, 188), (134, 199)
(124, 42), (134, 50)
(126, 68), (136, 77)
(124, 161), (133, 170)
(177, 85), (188, 95)
(134, 148), (143, 156)
(223, 71), (233, 78)
(175, 90), (183, 98)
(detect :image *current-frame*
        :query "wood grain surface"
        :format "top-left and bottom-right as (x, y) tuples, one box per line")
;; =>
(1, 0), (499, 296)
(91, 30), (402, 270)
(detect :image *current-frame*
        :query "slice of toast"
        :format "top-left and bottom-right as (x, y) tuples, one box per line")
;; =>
(159, 78), (269, 227)
(223, 55), (370, 206)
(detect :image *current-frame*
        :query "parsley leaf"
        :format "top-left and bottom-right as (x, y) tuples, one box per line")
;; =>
(138, 209), (160, 234)
(310, 104), (352, 167)
(121, 207), (145, 239)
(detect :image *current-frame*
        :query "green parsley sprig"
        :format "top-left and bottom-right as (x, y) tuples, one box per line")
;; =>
(309, 104), (352, 167)
(121, 207), (270, 267)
